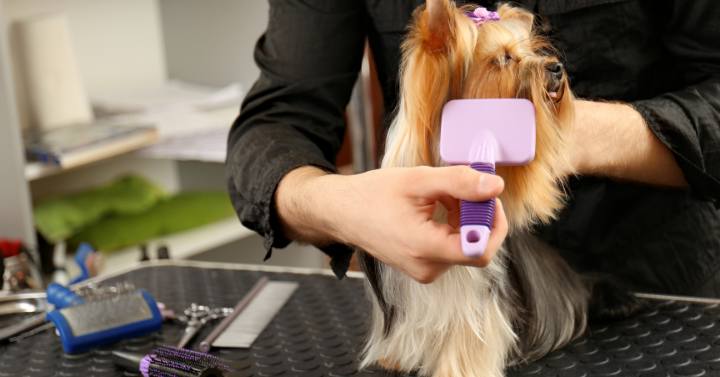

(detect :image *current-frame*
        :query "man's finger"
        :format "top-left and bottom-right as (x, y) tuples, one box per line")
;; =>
(411, 166), (504, 202)
(436, 197), (460, 228)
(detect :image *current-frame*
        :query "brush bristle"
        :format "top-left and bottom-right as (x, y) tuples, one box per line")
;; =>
(145, 346), (230, 377)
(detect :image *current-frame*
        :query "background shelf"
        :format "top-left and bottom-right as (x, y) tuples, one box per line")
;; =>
(101, 217), (254, 275)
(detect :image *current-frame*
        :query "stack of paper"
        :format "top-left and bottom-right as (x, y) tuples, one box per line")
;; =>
(92, 80), (242, 116)
(24, 122), (159, 169)
(91, 81), (243, 162)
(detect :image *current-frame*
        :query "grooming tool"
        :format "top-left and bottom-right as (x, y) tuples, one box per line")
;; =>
(8, 282), (91, 343)
(0, 285), (82, 343)
(139, 244), (150, 261)
(0, 313), (47, 342)
(44, 281), (135, 309)
(112, 345), (235, 377)
(7, 318), (54, 342)
(0, 291), (48, 343)
(200, 278), (298, 350)
(198, 277), (268, 352)
(0, 255), (4, 290)
(0, 291), (48, 316)
(176, 303), (233, 349)
(5, 282), (154, 344)
(48, 288), (163, 353)
(440, 99), (536, 256)
(3, 281), (139, 342)
(157, 245), (171, 259)
(46, 282), (85, 307)
(74, 281), (137, 301)
(1, 239), (43, 292)
(69, 243), (99, 284)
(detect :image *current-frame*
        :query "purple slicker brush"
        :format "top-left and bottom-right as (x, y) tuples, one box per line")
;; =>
(439, 99), (536, 256)
(114, 345), (232, 377)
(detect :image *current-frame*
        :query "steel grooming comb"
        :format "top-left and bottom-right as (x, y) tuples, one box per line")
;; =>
(440, 99), (536, 256)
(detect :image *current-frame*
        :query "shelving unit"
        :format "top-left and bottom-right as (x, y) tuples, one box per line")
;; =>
(101, 217), (254, 275)
(24, 136), (159, 181)
(0, 0), (332, 274)
(0, 0), (35, 249)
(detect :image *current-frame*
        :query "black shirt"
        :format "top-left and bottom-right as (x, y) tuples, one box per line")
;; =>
(226, 0), (720, 295)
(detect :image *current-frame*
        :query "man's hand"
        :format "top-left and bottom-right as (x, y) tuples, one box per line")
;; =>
(569, 100), (688, 188)
(276, 165), (508, 283)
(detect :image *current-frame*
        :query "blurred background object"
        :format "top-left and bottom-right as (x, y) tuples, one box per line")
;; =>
(15, 12), (93, 130)
(0, 239), (43, 292)
(0, 0), (382, 280)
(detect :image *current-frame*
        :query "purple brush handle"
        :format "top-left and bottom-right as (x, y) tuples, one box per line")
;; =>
(460, 162), (496, 256)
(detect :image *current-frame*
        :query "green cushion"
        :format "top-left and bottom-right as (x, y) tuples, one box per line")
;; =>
(34, 175), (166, 243)
(69, 191), (235, 252)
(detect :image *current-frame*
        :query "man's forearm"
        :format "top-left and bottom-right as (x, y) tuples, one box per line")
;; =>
(274, 166), (341, 245)
(571, 100), (688, 188)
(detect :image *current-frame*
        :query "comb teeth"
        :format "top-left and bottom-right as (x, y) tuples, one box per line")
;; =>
(144, 346), (230, 377)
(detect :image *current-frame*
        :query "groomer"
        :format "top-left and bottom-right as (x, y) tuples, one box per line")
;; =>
(227, 1), (720, 295)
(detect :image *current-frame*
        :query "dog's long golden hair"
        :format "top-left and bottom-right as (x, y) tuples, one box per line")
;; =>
(385, 1), (575, 228)
(361, 2), (588, 377)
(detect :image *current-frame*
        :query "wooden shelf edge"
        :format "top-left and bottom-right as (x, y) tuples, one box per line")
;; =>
(25, 131), (158, 181)
(99, 217), (254, 276)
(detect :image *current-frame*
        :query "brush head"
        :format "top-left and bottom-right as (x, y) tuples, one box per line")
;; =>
(145, 346), (232, 377)
(114, 346), (234, 377)
(439, 99), (536, 256)
(439, 99), (536, 166)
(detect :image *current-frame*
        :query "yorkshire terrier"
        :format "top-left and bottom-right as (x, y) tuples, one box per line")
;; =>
(358, 2), (637, 376)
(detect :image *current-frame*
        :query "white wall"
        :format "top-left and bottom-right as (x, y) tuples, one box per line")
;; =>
(191, 234), (327, 270)
(0, 0), (35, 246)
(158, 0), (268, 89)
(4, 0), (167, 129)
(3, 0), (180, 199)
(0, 0), (322, 267)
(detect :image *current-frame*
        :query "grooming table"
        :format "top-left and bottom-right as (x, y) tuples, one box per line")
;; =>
(1, 261), (719, 377)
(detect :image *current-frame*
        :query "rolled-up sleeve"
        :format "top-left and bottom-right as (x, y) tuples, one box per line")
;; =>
(631, 0), (720, 202)
(226, 0), (366, 275)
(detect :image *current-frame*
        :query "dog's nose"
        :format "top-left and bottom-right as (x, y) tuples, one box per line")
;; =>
(545, 62), (564, 98)
(546, 62), (563, 77)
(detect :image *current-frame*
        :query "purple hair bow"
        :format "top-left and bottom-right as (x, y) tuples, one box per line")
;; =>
(466, 7), (500, 26)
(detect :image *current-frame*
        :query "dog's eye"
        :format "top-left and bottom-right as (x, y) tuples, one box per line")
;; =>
(498, 52), (513, 66)
(534, 47), (554, 57)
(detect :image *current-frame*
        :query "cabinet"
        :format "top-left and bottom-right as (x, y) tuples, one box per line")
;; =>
(0, 0), (336, 273)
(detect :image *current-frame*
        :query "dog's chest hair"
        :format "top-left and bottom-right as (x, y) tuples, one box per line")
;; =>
(362, 254), (517, 375)
(360, 118), (519, 376)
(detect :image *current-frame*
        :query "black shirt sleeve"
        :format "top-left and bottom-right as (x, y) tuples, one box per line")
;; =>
(631, 1), (720, 203)
(226, 0), (366, 276)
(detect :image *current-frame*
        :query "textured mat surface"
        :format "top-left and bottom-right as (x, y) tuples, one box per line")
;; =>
(1, 263), (719, 377)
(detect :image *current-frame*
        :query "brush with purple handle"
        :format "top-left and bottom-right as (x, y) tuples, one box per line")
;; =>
(440, 99), (536, 256)
(112, 345), (235, 377)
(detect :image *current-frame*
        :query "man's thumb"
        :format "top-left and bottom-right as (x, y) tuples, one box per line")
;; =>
(411, 166), (504, 201)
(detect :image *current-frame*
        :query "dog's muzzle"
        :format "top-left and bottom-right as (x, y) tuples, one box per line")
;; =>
(546, 62), (564, 98)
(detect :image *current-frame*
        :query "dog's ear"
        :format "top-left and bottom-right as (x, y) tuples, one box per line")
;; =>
(497, 4), (534, 33)
(423, 0), (454, 52)
(398, 0), (460, 164)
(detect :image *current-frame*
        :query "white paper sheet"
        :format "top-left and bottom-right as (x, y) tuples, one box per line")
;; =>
(90, 81), (242, 162)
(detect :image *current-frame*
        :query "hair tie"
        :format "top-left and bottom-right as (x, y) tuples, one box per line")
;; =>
(466, 7), (500, 26)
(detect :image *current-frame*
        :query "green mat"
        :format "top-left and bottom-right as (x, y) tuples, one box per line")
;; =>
(69, 191), (235, 252)
(34, 175), (166, 243)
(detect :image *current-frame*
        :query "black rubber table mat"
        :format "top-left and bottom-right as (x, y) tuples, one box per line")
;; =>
(1, 263), (719, 377)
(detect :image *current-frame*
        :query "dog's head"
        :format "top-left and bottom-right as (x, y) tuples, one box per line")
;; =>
(391, 0), (574, 229)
